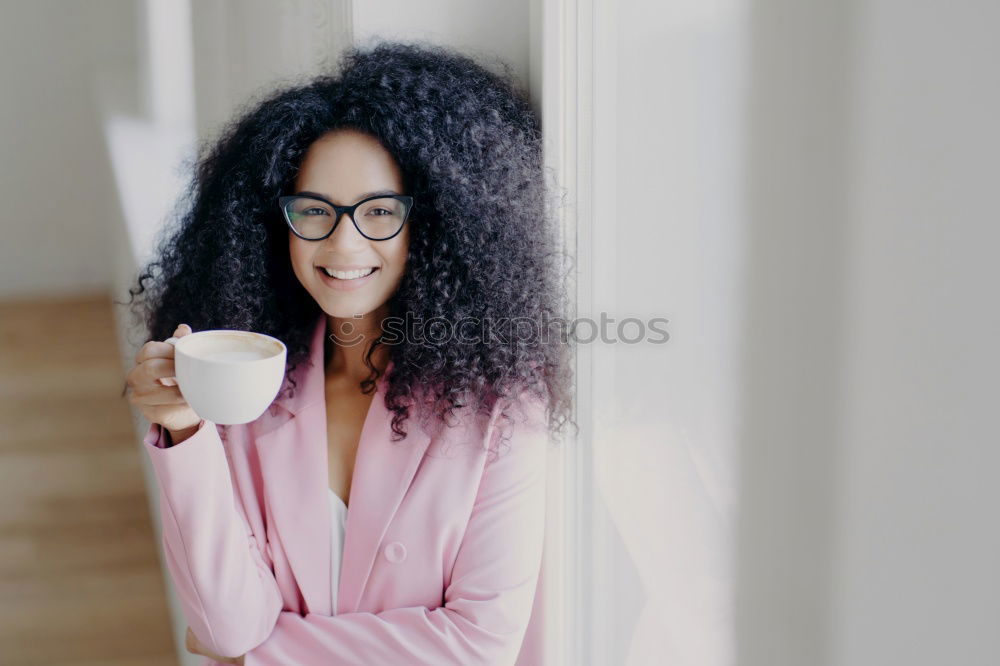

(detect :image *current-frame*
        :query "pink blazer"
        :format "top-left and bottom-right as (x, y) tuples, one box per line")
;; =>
(141, 313), (549, 665)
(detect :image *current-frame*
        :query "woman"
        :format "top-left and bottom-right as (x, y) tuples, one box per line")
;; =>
(121, 40), (575, 665)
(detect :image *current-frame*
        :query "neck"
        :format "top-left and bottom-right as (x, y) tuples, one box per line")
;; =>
(323, 307), (390, 383)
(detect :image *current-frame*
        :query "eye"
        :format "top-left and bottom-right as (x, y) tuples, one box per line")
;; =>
(367, 207), (393, 216)
(302, 207), (330, 216)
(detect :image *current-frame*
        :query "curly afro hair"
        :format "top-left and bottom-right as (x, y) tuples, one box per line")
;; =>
(120, 38), (576, 452)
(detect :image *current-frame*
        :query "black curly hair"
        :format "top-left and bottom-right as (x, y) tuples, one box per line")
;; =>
(119, 38), (577, 452)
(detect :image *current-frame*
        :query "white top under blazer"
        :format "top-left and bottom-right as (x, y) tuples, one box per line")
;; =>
(328, 489), (348, 613)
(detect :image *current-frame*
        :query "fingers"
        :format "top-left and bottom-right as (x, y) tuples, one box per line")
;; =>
(135, 340), (176, 364)
(134, 324), (192, 364)
(144, 357), (176, 386)
(126, 354), (175, 395)
(127, 382), (188, 406)
(125, 356), (174, 382)
(127, 324), (194, 401)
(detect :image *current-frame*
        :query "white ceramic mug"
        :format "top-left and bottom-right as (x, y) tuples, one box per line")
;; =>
(163, 329), (287, 425)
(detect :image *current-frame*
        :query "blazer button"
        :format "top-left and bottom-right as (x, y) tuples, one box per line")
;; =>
(383, 541), (407, 563)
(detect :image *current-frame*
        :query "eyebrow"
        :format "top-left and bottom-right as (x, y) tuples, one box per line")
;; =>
(295, 189), (402, 204)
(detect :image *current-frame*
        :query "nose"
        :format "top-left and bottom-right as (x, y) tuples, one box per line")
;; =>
(325, 210), (367, 247)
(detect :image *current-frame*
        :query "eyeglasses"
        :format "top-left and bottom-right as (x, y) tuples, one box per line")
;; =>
(278, 193), (413, 241)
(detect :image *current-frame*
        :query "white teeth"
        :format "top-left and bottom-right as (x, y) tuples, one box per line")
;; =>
(321, 266), (375, 280)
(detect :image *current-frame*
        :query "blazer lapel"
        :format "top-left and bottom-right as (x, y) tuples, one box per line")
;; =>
(337, 378), (432, 614)
(252, 312), (433, 616)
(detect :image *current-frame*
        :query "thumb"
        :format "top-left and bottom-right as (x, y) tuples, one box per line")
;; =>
(174, 323), (192, 337)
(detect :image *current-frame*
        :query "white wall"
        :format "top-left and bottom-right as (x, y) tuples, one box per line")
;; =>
(735, 1), (1000, 665)
(0, 0), (139, 300)
(189, 0), (352, 144)
(353, 0), (531, 92)
(832, 1), (1000, 663)
(734, 1), (854, 663)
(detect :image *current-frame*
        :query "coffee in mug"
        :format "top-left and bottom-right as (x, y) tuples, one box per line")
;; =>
(163, 329), (287, 425)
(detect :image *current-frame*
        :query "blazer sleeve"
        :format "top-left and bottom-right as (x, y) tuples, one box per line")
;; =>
(241, 393), (550, 666)
(142, 418), (284, 658)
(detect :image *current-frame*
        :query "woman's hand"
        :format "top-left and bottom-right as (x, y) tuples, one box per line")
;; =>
(125, 324), (202, 436)
(186, 626), (245, 664)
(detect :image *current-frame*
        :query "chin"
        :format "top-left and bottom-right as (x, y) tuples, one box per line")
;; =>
(317, 298), (383, 319)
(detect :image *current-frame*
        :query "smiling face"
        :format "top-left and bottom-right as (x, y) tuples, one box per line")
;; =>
(288, 128), (410, 319)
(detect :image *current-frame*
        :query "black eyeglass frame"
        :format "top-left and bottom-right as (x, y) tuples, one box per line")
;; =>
(278, 193), (414, 241)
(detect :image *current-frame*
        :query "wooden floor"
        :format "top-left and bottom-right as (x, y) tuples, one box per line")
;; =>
(0, 294), (177, 665)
